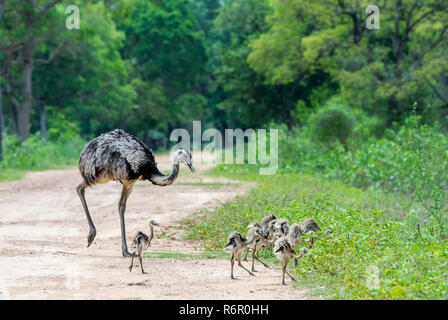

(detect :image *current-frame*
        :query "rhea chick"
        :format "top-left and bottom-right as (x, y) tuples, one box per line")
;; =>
(274, 237), (308, 285)
(223, 231), (257, 279)
(287, 223), (305, 267)
(129, 219), (159, 274)
(300, 218), (321, 249)
(273, 218), (290, 238)
(243, 220), (262, 262)
(243, 221), (274, 271)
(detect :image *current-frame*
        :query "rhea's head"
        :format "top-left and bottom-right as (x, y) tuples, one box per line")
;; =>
(173, 149), (195, 173)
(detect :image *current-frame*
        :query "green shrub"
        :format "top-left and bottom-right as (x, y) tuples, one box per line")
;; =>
(187, 173), (448, 299)
(309, 104), (355, 149)
(0, 116), (86, 172)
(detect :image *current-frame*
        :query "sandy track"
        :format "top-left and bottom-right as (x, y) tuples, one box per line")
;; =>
(0, 154), (307, 299)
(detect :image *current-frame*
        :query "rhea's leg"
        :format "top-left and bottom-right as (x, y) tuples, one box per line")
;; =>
(251, 248), (256, 272)
(284, 258), (297, 282)
(286, 270), (297, 282)
(238, 254), (255, 276)
(243, 248), (250, 262)
(118, 183), (133, 257)
(138, 246), (146, 274)
(129, 252), (136, 272)
(254, 246), (270, 269)
(254, 255), (270, 269)
(282, 265), (286, 285)
(76, 182), (96, 247)
(230, 253), (235, 279)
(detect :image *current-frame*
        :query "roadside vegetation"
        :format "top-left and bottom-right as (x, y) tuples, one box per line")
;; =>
(186, 115), (448, 299)
(0, 0), (447, 300)
(0, 119), (85, 182)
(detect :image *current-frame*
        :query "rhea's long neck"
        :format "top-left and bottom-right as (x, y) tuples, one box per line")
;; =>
(148, 225), (154, 242)
(149, 162), (180, 186)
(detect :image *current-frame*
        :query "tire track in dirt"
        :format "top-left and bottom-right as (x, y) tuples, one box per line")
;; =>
(0, 154), (308, 299)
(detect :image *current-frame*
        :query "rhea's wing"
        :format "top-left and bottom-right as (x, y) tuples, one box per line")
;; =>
(78, 129), (158, 184)
(301, 218), (321, 233)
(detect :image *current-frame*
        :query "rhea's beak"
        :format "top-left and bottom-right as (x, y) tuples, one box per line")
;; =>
(187, 163), (195, 173)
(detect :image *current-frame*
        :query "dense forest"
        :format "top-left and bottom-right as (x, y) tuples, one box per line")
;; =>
(0, 0), (447, 154)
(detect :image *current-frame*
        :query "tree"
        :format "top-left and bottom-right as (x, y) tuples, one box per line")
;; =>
(212, 0), (331, 129)
(112, 0), (208, 144)
(0, 0), (4, 161)
(247, 0), (448, 126)
(0, 0), (66, 141)
(32, 1), (136, 139)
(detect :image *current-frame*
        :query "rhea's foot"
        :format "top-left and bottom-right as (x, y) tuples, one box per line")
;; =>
(87, 228), (96, 247)
(122, 250), (133, 257)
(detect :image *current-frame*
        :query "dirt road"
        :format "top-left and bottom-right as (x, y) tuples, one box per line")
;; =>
(0, 154), (308, 299)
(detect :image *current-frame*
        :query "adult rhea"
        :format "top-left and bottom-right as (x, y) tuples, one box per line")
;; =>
(76, 129), (195, 257)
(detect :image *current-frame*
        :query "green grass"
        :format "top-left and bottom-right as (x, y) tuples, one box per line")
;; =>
(185, 168), (448, 300)
(0, 168), (27, 182)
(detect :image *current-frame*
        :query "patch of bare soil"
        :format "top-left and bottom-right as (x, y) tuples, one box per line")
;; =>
(0, 154), (308, 299)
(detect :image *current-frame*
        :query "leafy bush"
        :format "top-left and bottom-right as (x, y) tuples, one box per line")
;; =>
(276, 115), (448, 236)
(0, 132), (85, 170)
(187, 173), (448, 299)
(0, 116), (86, 171)
(309, 104), (355, 149)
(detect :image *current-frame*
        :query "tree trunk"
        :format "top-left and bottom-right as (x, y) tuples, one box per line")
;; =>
(16, 41), (34, 141)
(0, 69), (3, 163)
(39, 101), (48, 142)
(0, 2), (3, 162)
(9, 103), (18, 135)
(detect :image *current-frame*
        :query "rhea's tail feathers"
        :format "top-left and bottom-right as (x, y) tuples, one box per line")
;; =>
(130, 239), (140, 250)
(223, 237), (236, 253)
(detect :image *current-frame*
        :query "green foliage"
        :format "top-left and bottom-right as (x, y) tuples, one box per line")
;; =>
(309, 104), (355, 148)
(186, 172), (448, 299)
(0, 115), (85, 171)
(279, 116), (447, 194)
(247, 0), (448, 126)
(273, 116), (447, 236)
(211, 0), (313, 128)
(114, 0), (208, 134)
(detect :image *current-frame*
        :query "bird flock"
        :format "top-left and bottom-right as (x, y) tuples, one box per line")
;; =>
(78, 130), (321, 286)
(127, 213), (321, 286)
(223, 213), (320, 285)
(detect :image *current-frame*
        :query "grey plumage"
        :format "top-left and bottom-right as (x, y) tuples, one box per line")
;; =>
(286, 223), (305, 267)
(76, 129), (195, 257)
(129, 219), (159, 274)
(287, 223), (304, 245)
(241, 222), (274, 271)
(261, 213), (277, 236)
(223, 231), (256, 279)
(79, 129), (160, 186)
(300, 218), (320, 234)
(300, 218), (320, 249)
(274, 236), (307, 285)
(273, 218), (289, 238)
